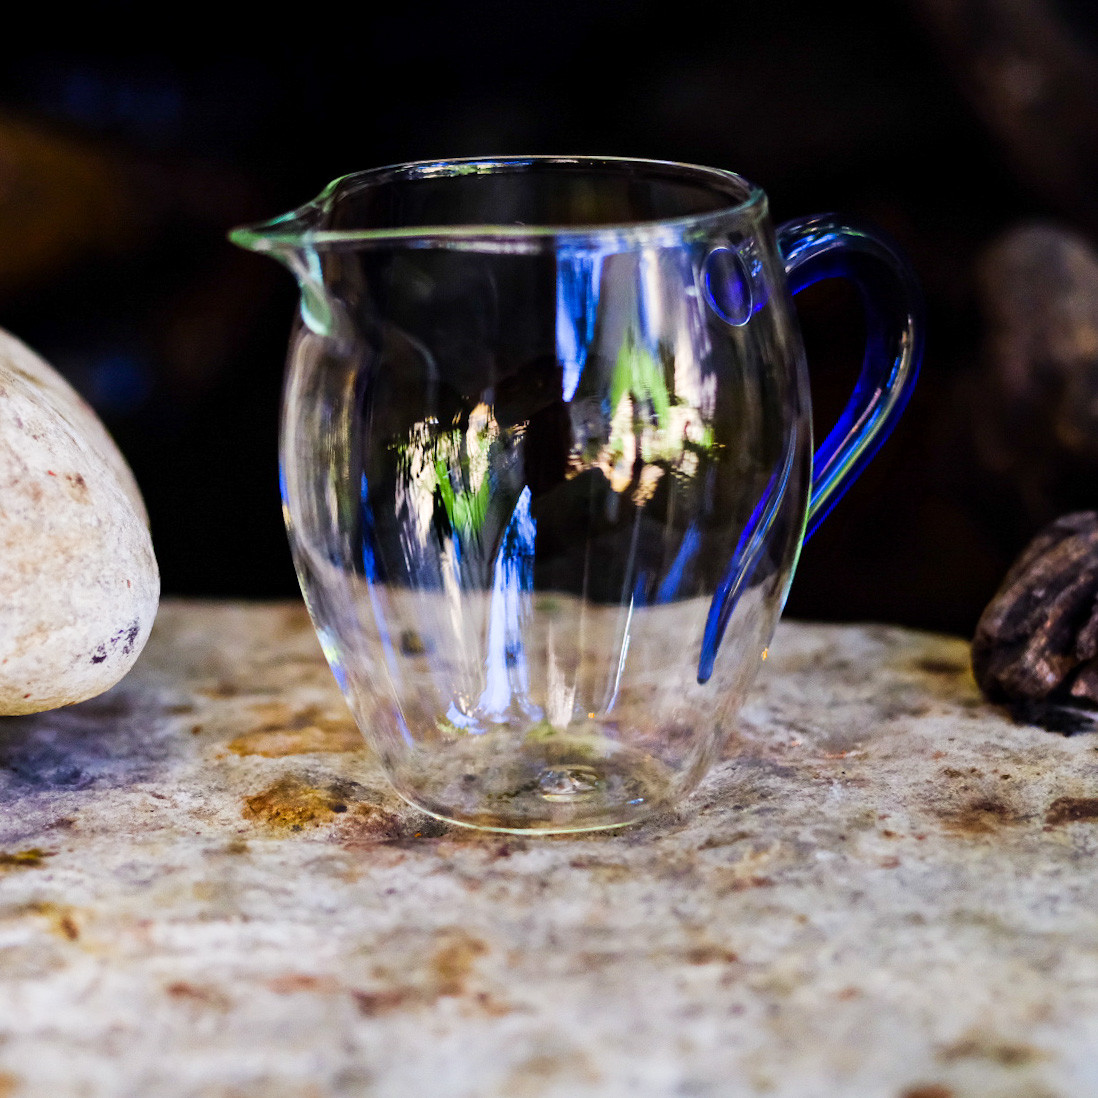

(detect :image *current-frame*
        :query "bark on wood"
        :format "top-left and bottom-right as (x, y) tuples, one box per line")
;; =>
(973, 511), (1098, 704)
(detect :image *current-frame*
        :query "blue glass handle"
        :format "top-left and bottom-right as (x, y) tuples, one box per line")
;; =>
(777, 215), (924, 539)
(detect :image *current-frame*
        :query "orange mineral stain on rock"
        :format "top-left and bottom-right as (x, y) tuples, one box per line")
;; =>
(683, 944), (739, 965)
(1045, 797), (1098, 826)
(431, 930), (488, 996)
(242, 776), (354, 830)
(900, 1086), (954, 1098)
(23, 901), (80, 941)
(267, 972), (342, 995)
(229, 724), (361, 757)
(57, 912), (79, 941)
(197, 681), (239, 699)
(506, 1049), (601, 1095)
(0, 1071), (19, 1097)
(228, 702), (364, 755)
(0, 848), (53, 870)
(350, 930), (495, 1017)
(567, 856), (632, 882)
(165, 981), (231, 1011)
(336, 803), (412, 843)
(352, 987), (419, 1017)
(939, 796), (1026, 836)
(938, 1034), (1046, 1066)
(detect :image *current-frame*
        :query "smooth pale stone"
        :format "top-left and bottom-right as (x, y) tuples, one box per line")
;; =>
(2, 603), (1098, 1097)
(0, 328), (158, 714)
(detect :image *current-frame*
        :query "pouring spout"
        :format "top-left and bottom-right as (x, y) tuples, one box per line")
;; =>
(228, 202), (323, 259)
(229, 202), (339, 336)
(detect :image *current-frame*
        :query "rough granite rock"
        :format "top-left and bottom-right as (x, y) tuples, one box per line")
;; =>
(0, 327), (158, 714)
(2, 602), (1098, 1096)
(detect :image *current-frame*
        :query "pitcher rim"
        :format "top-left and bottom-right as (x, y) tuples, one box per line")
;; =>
(229, 155), (769, 253)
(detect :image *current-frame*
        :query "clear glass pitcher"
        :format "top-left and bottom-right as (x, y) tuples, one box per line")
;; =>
(231, 156), (922, 833)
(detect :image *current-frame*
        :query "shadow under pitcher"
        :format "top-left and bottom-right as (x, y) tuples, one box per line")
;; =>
(231, 156), (922, 833)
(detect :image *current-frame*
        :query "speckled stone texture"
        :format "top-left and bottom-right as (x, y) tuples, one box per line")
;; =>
(1, 602), (1097, 1098)
(0, 327), (158, 714)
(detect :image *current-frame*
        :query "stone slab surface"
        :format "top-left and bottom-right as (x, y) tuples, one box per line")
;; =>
(1, 602), (1097, 1098)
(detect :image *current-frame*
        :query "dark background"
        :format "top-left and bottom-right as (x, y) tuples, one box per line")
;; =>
(0, 0), (1094, 635)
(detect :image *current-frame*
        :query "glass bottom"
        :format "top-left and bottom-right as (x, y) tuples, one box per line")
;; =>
(389, 732), (675, 834)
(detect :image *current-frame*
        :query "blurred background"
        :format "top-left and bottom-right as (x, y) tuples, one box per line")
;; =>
(0, 0), (1095, 635)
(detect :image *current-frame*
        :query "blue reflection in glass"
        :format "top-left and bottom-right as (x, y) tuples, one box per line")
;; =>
(479, 486), (537, 720)
(556, 248), (603, 401)
(360, 474), (378, 581)
(703, 247), (753, 327)
(697, 430), (797, 684)
(656, 523), (701, 604)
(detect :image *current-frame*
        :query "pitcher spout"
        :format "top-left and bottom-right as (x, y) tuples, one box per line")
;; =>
(228, 201), (325, 259)
(230, 201), (339, 337)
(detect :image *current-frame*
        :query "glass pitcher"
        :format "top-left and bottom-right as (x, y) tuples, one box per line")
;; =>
(231, 155), (922, 833)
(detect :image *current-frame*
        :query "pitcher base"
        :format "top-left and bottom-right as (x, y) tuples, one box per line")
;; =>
(389, 734), (675, 834)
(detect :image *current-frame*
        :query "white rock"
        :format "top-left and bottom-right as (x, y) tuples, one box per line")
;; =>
(0, 328), (159, 714)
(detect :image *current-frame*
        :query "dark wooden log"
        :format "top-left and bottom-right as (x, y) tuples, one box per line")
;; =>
(973, 511), (1098, 705)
